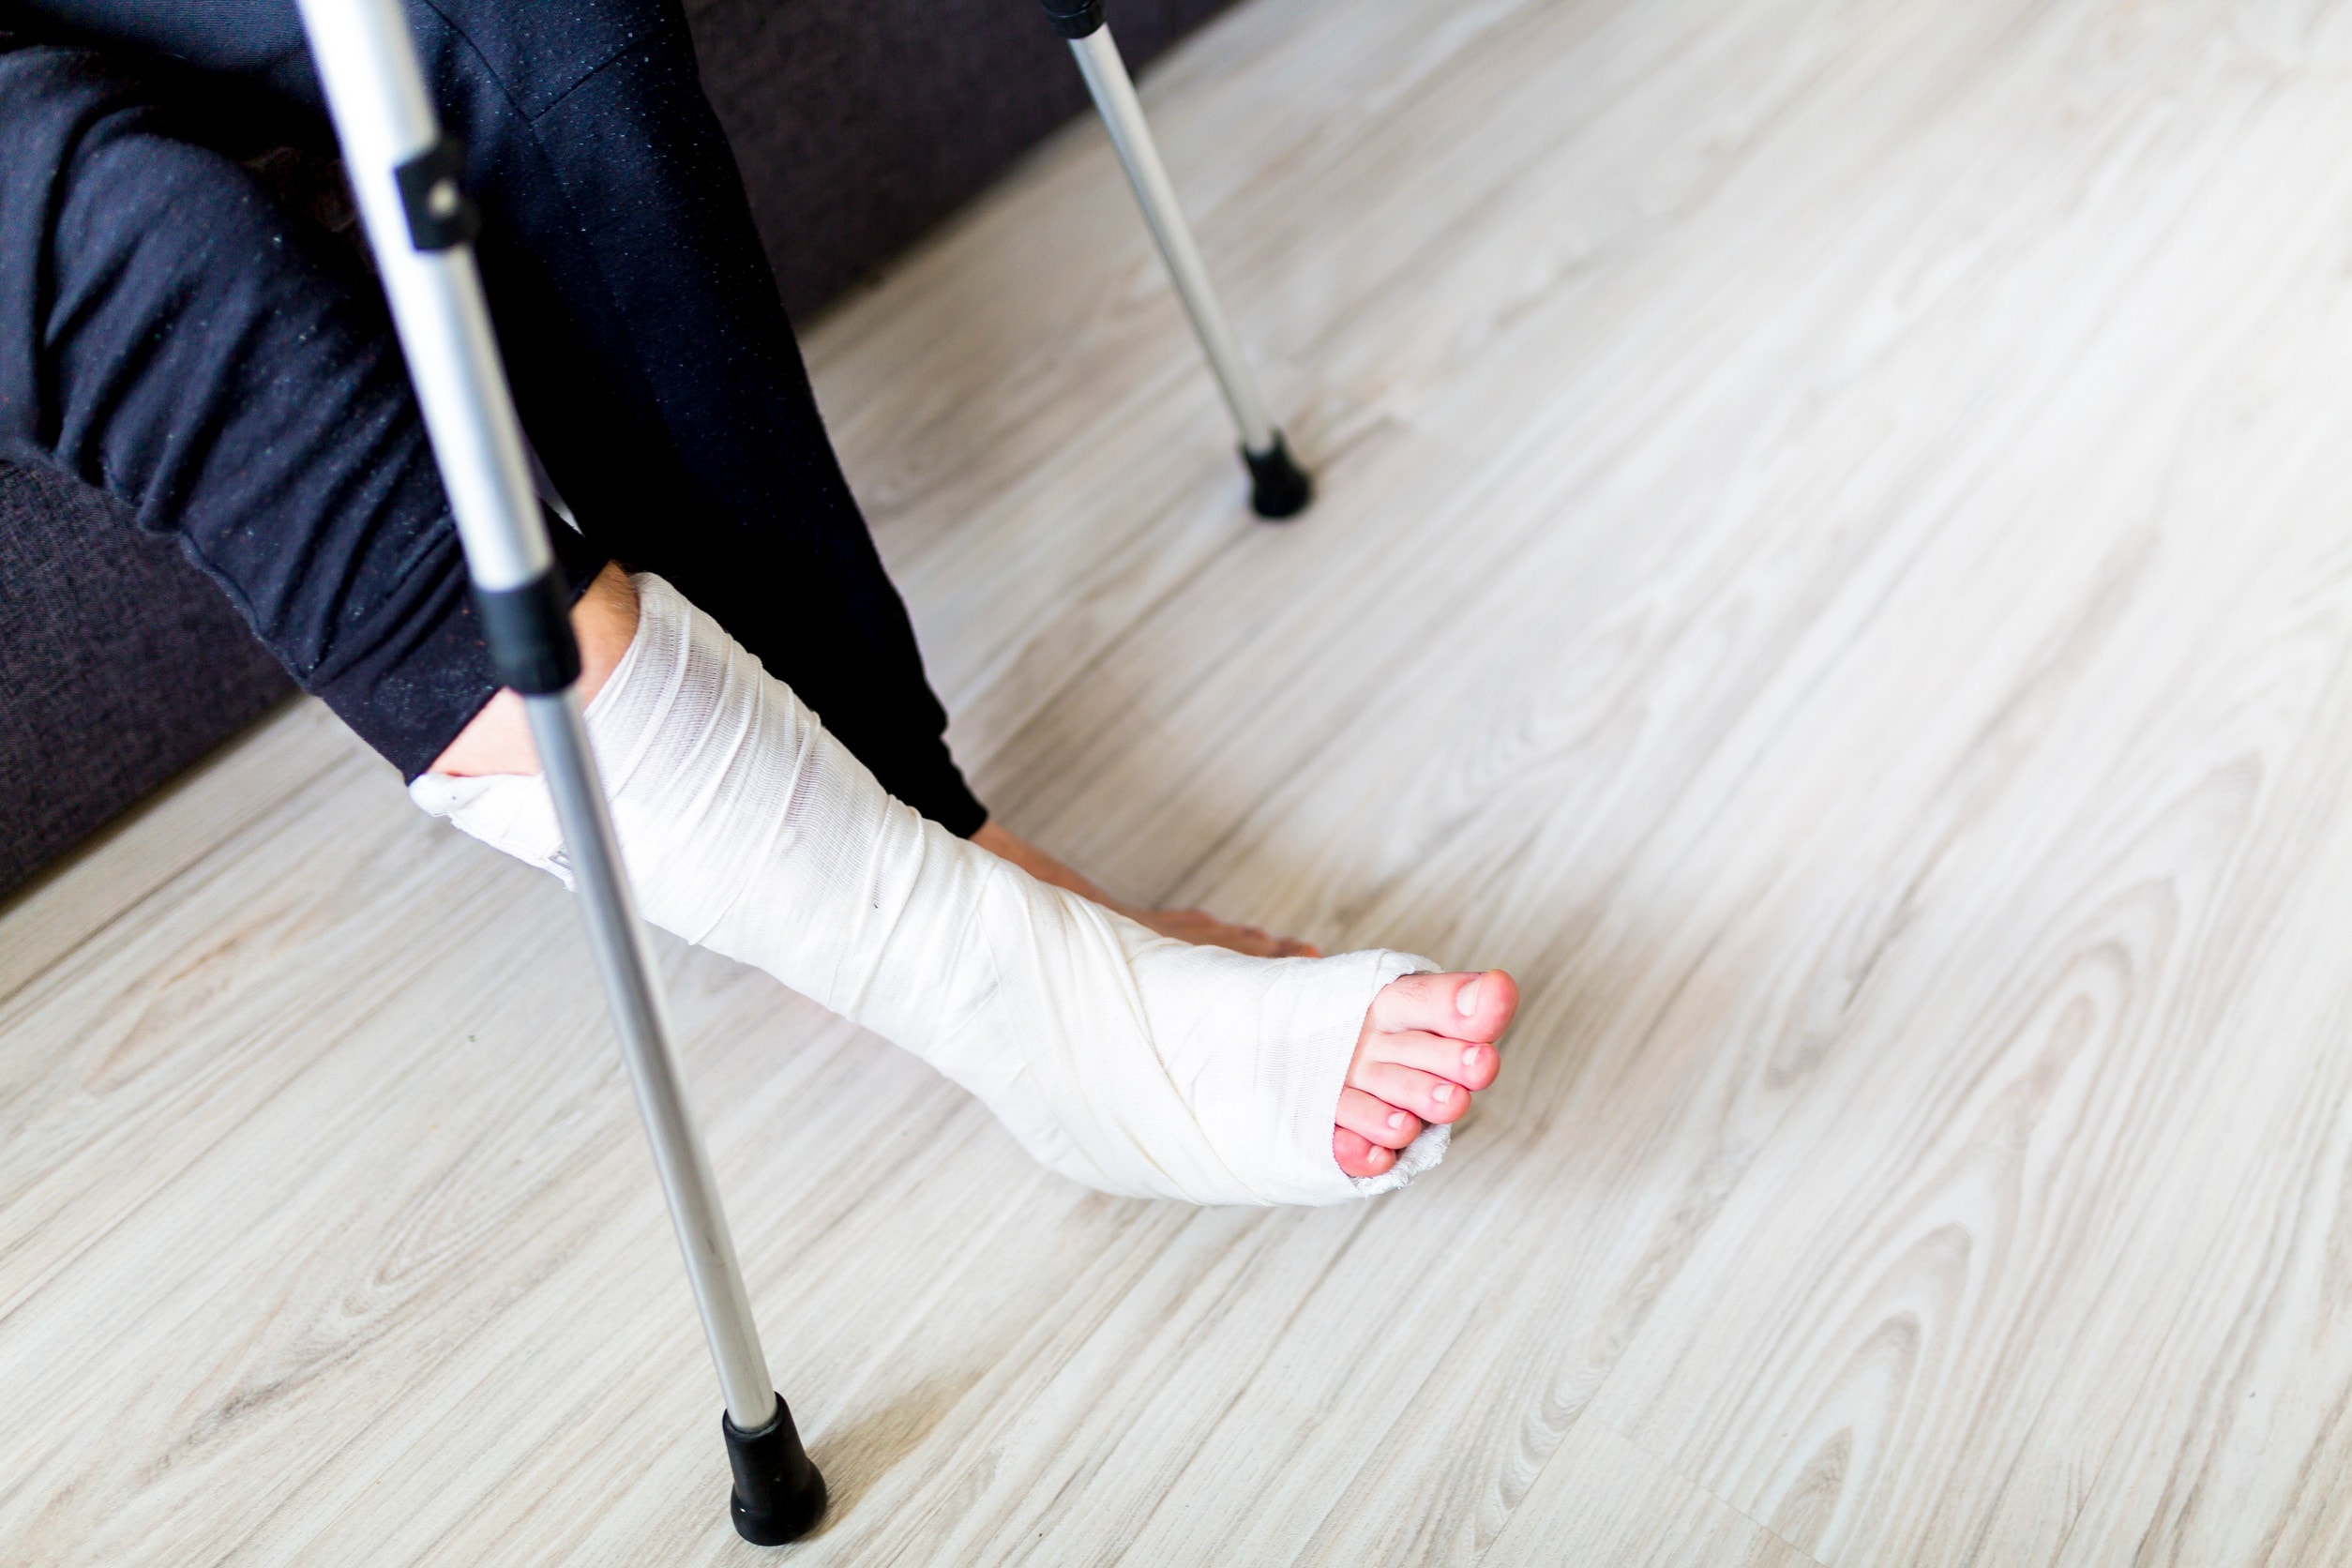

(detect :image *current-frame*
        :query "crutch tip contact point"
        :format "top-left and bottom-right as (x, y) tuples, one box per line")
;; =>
(1244, 433), (1314, 520)
(724, 1395), (828, 1545)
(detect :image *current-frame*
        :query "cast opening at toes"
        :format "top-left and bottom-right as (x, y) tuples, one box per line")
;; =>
(1333, 968), (1519, 1182)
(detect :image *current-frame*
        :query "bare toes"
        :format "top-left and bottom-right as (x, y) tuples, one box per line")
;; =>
(1350, 1060), (1474, 1124)
(1355, 1028), (1500, 1092)
(1337, 1086), (1424, 1150)
(1334, 1126), (1395, 1178)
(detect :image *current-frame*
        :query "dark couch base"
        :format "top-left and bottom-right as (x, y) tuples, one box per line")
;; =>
(0, 464), (294, 896)
(695, 0), (1234, 319)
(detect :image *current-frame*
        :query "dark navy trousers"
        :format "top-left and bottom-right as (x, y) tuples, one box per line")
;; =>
(0, 0), (987, 834)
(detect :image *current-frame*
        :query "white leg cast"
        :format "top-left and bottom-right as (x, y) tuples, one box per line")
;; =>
(413, 575), (1447, 1206)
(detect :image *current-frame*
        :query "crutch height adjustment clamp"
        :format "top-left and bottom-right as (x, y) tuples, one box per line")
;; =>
(395, 136), (481, 251)
(1039, 0), (1108, 39)
(1243, 432), (1314, 520)
(473, 567), (581, 696)
(724, 1395), (828, 1545)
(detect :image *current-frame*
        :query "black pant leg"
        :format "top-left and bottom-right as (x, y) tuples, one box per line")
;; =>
(445, 1), (988, 835)
(14, 0), (988, 834)
(0, 38), (609, 776)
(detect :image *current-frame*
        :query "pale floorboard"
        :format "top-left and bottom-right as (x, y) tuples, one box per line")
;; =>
(9, 0), (2352, 1560)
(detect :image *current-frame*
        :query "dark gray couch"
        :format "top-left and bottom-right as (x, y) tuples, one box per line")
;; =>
(0, 0), (1230, 898)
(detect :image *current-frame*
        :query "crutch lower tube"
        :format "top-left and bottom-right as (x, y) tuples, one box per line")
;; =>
(1042, 0), (1315, 519)
(292, 0), (823, 1545)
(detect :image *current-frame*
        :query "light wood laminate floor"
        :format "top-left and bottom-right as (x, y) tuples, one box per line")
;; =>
(10, 0), (2352, 1560)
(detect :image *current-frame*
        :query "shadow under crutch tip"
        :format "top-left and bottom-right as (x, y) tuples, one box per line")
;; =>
(724, 1396), (829, 1545)
(1243, 433), (1315, 520)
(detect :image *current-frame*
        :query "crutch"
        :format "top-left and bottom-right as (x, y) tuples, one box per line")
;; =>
(292, 0), (825, 1545)
(1040, 0), (1317, 519)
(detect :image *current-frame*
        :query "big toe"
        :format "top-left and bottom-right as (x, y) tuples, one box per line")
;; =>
(1370, 968), (1518, 1043)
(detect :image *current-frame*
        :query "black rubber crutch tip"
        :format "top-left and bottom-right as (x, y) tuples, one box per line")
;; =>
(724, 1396), (829, 1546)
(1243, 432), (1314, 520)
(1039, 0), (1107, 38)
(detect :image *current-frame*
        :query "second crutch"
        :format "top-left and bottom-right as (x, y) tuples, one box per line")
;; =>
(1041, 0), (1316, 519)
(293, 0), (826, 1545)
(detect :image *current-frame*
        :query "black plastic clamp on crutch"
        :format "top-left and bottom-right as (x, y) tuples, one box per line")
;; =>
(295, 0), (823, 1545)
(1040, 0), (1316, 519)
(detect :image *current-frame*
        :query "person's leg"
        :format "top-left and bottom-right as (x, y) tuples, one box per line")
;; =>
(0, 36), (606, 773)
(20, 0), (1309, 954)
(409, 0), (1321, 952)
(14, 0), (977, 821)
(421, 568), (1517, 1193)
(405, 2), (1318, 955)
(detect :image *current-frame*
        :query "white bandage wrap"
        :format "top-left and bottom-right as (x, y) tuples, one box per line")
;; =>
(410, 574), (1447, 1206)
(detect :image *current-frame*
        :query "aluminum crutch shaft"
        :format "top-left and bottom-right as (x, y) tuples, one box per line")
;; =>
(292, 0), (822, 1542)
(1043, 0), (1315, 518)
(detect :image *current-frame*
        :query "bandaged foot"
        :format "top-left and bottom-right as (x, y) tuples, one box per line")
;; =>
(412, 574), (1511, 1205)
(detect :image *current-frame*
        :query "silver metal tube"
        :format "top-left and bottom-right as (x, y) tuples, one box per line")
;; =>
(1071, 26), (1280, 455)
(295, 0), (779, 1434)
(526, 695), (776, 1428)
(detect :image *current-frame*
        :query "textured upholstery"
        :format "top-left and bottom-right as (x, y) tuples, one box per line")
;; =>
(0, 0), (1236, 897)
(0, 463), (292, 894)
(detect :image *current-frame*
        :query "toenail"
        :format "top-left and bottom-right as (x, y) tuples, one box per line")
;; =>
(1456, 977), (1482, 1018)
(1388, 1110), (1408, 1129)
(1463, 1046), (1481, 1067)
(1433, 1083), (1455, 1103)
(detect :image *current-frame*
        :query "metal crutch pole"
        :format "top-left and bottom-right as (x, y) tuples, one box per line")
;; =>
(292, 0), (825, 1545)
(1039, 0), (1316, 519)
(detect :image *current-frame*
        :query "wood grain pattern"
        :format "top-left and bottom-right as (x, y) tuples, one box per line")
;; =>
(1483, 1420), (1815, 1567)
(9, 0), (2352, 1560)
